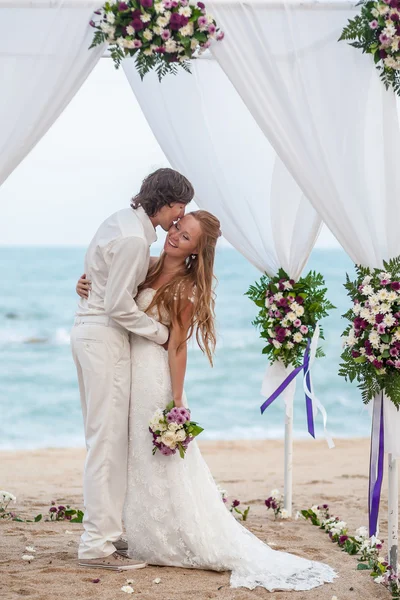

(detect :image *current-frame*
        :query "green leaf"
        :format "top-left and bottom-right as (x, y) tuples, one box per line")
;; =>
(357, 563), (371, 570)
(177, 443), (185, 459)
(34, 514), (42, 522)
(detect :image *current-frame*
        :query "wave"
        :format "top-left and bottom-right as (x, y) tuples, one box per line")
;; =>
(0, 327), (71, 346)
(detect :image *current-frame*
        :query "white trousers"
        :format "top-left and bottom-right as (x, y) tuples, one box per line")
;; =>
(70, 316), (131, 559)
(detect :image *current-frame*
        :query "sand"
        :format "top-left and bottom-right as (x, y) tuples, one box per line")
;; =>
(0, 439), (393, 600)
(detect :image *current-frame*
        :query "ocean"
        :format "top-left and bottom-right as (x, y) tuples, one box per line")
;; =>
(0, 246), (370, 450)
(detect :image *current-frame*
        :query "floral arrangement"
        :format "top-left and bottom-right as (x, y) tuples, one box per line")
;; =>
(48, 501), (84, 523)
(149, 402), (203, 458)
(301, 504), (399, 597)
(217, 486), (250, 521)
(339, 258), (400, 406)
(0, 490), (17, 520)
(0, 491), (83, 523)
(264, 489), (289, 520)
(339, 0), (400, 96)
(90, 0), (224, 81)
(246, 269), (335, 368)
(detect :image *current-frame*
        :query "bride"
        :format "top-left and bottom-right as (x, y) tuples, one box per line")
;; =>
(76, 210), (336, 592)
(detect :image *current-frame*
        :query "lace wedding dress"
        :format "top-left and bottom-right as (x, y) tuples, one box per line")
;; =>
(124, 288), (336, 592)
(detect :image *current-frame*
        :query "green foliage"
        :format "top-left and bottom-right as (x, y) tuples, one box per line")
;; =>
(246, 268), (335, 368)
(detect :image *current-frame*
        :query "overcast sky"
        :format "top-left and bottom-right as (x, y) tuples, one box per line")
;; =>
(0, 59), (339, 249)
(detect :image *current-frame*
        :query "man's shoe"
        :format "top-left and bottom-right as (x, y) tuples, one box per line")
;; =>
(79, 552), (147, 571)
(114, 538), (129, 557)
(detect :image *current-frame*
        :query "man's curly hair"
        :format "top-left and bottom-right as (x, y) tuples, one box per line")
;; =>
(131, 168), (194, 217)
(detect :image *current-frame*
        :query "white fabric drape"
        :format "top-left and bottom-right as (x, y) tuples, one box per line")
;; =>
(123, 56), (323, 438)
(208, 0), (400, 454)
(0, 0), (104, 187)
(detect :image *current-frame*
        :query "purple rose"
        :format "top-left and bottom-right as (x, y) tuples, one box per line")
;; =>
(118, 2), (129, 9)
(232, 499), (240, 507)
(265, 498), (272, 508)
(140, 0), (153, 6)
(131, 18), (144, 30)
(392, 282), (400, 291)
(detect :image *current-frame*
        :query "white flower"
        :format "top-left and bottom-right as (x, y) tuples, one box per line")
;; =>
(331, 597), (338, 600)
(378, 4), (390, 14)
(384, 23), (396, 37)
(379, 303), (391, 314)
(352, 303), (361, 315)
(270, 303), (277, 311)
(282, 319), (289, 327)
(207, 14), (214, 23)
(362, 284), (374, 296)
(141, 13), (152, 24)
(362, 275), (372, 286)
(293, 332), (303, 344)
(377, 289), (389, 301)
(22, 555), (35, 561)
(374, 575), (385, 584)
(392, 37), (400, 52)
(274, 292), (283, 301)
(369, 331), (381, 348)
(65, 530), (73, 535)
(175, 429), (186, 442)
(180, 23), (194, 36)
(384, 314), (396, 327)
(281, 509), (289, 519)
(157, 16), (169, 27)
(121, 585), (134, 594)
(0, 491), (16, 503)
(287, 311), (297, 322)
(143, 29), (153, 41)
(153, 578), (161, 584)
(168, 422), (181, 433)
(153, 26), (163, 35)
(267, 328), (276, 338)
(295, 305), (304, 317)
(126, 25), (135, 35)
(272, 340), (282, 349)
(165, 39), (177, 52)
(25, 546), (36, 553)
(100, 22), (115, 35)
(270, 489), (281, 500)
(283, 281), (293, 290)
(161, 431), (177, 448)
(286, 341), (294, 349)
(179, 6), (192, 17)
(388, 291), (398, 302)
(154, 2), (165, 13)
(116, 37), (125, 47)
(106, 11), (115, 24)
(395, 330), (400, 341)
(265, 297), (270, 308)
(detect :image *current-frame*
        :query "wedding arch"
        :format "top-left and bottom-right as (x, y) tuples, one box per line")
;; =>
(1, 0), (400, 578)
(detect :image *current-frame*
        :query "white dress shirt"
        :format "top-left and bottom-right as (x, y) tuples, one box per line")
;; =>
(76, 206), (168, 344)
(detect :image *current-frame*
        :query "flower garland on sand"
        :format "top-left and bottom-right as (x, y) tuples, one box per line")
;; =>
(217, 486), (250, 521)
(90, 0), (224, 81)
(339, 257), (400, 406)
(264, 489), (289, 520)
(339, 0), (400, 96)
(301, 504), (400, 598)
(246, 268), (335, 368)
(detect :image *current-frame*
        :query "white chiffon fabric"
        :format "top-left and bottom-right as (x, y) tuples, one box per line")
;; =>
(0, 0), (104, 187)
(124, 288), (336, 591)
(208, 0), (400, 454)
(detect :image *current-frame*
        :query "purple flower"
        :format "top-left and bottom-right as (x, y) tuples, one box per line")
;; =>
(387, 359), (395, 367)
(380, 33), (392, 47)
(390, 0), (399, 7)
(380, 49), (388, 59)
(134, 39), (142, 48)
(278, 297), (288, 307)
(395, 360), (400, 369)
(271, 501), (277, 510)
(197, 1), (205, 7)
(155, 46), (166, 53)
(390, 347), (399, 357)
(392, 13), (400, 21)
(163, 0), (173, 7)
(222, 497), (227, 503)
(161, 29), (171, 40)
(294, 319), (301, 328)
(295, 296), (304, 305)
(208, 24), (216, 34)
(131, 18), (144, 30)
(365, 340), (373, 355)
(232, 499), (240, 507)
(354, 317), (368, 331)
(323, 504), (328, 509)
(370, 20), (379, 29)
(180, 0), (188, 5)
(140, 0), (153, 6)
(392, 281), (400, 291)
(118, 1), (129, 9)
(198, 15), (208, 28)
(170, 13), (184, 30)
(265, 498), (271, 508)
(160, 444), (175, 455)
(339, 535), (349, 545)
(300, 325), (308, 335)
(58, 505), (66, 512)
(352, 350), (361, 358)
(376, 542), (383, 550)
(49, 507), (57, 513)
(375, 313), (385, 324)
(89, 20), (96, 27)
(92, 578), (101, 584)
(373, 359), (384, 370)
(274, 310), (282, 319)
(377, 323), (386, 334)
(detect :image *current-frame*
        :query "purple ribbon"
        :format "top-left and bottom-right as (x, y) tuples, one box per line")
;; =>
(260, 341), (315, 439)
(369, 392), (385, 537)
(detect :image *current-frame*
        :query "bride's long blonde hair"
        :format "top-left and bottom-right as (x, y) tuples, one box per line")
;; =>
(140, 210), (221, 365)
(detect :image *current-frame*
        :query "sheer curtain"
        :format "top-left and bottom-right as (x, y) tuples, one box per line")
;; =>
(0, 0), (104, 187)
(209, 0), (400, 457)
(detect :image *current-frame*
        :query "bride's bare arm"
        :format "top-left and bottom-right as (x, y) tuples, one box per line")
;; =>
(168, 301), (194, 409)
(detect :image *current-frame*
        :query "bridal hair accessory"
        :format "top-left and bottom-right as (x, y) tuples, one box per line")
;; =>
(89, 0), (225, 82)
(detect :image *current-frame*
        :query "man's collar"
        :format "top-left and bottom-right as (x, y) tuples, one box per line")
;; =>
(134, 205), (157, 245)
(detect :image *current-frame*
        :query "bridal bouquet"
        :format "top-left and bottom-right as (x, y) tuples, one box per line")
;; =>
(149, 402), (203, 458)
(339, 257), (400, 406)
(89, 0), (224, 81)
(339, 0), (400, 96)
(246, 268), (334, 368)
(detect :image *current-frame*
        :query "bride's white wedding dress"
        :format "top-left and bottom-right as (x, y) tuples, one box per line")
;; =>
(124, 288), (336, 591)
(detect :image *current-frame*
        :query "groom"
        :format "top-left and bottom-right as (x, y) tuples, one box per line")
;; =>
(71, 168), (194, 570)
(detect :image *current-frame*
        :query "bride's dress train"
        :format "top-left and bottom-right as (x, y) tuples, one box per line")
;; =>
(124, 288), (336, 591)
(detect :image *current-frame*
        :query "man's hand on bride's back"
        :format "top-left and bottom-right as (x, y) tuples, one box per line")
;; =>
(76, 273), (91, 299)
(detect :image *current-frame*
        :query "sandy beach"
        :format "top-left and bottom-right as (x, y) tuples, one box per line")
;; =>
(0, 439), (393, 600)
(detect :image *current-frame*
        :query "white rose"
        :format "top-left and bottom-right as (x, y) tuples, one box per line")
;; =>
(161, 431), (177, 448)
(175, 429), (186, 442)
(143, 29), (153, 41)
(168, 422), (181, 432)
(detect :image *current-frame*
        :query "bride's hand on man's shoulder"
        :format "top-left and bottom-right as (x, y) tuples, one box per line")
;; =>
(76, 273), (91, 299)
